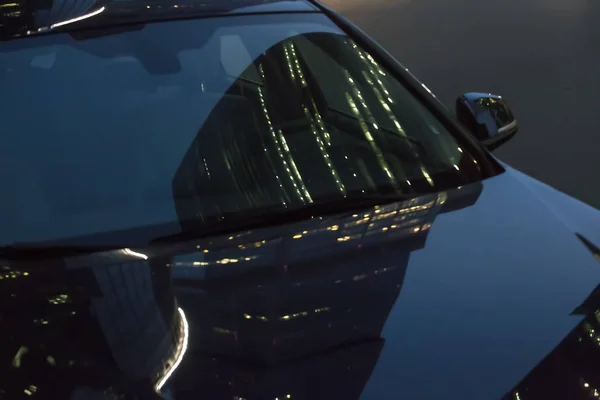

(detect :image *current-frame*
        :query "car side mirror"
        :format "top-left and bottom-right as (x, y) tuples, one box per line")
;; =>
(456, 93), (518, 151)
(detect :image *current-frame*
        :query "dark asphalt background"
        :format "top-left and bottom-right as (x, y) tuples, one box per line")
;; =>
(324, 0), (600, 209)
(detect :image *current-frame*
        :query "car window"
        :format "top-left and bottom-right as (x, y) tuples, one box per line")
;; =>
(0, 14), (485, 246)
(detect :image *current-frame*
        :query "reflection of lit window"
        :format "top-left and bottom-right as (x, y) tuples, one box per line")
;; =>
(285, 41), (345, 195)
(48, 294), (69, 305)
(12, 346), (28, 368)
(24, 385), (37, 396)
(372, 210), (398, 221)
(583, 322), (600, 346)
(0, 270), (28, 279)
(257, 72), (311, 203)
(345, 90), (398, 189)
(280, 311), (309, 321)
(192, 261), (208, 266)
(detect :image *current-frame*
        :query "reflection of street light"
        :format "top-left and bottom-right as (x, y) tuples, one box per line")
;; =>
(155, 307), (189, 392)
(122, 248), (148, 260)
(49, 5), (105, 29)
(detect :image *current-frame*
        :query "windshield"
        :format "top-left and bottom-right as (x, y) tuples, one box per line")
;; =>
(0, 13), (486, 246)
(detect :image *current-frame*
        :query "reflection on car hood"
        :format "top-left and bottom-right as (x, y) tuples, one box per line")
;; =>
(1, 169), (600, 400)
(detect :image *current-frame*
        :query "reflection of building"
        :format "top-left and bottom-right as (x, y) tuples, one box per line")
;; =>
(168, 28), (484, 398)
(0, 263), (112, 398)
(169, 184), (482, 399)
(88, 260), (176, 381)
(171, 32), (473, 228)
(502, 282), (600, 400)
(0, 253), (180, 399)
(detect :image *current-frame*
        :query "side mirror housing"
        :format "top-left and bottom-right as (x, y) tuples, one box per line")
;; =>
(456, 93), (518, 151)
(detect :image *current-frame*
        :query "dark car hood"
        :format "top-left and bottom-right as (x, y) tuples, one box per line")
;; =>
(1, 167), (600, 400)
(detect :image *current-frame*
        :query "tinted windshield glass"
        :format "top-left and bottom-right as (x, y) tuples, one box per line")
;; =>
(0, 14), (485, 245)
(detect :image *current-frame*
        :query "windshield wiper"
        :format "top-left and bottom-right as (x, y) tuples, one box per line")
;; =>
(151, 190), (417, 245)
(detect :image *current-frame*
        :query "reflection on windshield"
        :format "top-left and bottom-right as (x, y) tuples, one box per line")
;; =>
(170, 192), (445, 274)
(172, 32), (480, 227)
(0, 15), (483, 246)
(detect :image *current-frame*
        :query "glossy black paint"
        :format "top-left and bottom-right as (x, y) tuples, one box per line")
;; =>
(456, 92), (518, 151)
(2, 2), (600, 399)
(2, 168), (600, 399)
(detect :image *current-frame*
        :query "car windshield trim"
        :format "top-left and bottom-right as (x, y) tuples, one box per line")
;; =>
(151, 190), (419, 245)
(0, 190), (418, 258)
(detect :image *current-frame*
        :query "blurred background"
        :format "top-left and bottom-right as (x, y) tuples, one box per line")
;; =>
(322, 0), (600, 209)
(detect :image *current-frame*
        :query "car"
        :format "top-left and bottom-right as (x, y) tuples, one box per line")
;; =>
(1, 0), (599, 399)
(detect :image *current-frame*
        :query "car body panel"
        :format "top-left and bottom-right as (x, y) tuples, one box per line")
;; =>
(503, 162), (600, 248)
(2, 169), (600, 399)
(1, 3), (598, 399)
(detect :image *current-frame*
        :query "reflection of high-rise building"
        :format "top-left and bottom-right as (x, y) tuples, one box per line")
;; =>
(171, 82), (289, 225)
(0, 253), (181, 399)
(502, 284), (600, 400)
(87, 260), (176, 381)
(0, 263), (113, 398)
(169, 184), (483, 399)
(171, 32), (472, 228)
(170, 41), (334, 226)
(171, 233), (418, 398)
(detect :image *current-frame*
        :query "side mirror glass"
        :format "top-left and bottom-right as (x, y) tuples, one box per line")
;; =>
(456, 93), (518, 151)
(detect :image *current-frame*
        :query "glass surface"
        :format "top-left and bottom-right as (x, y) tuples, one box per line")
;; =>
(0, 14), (486, 245)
